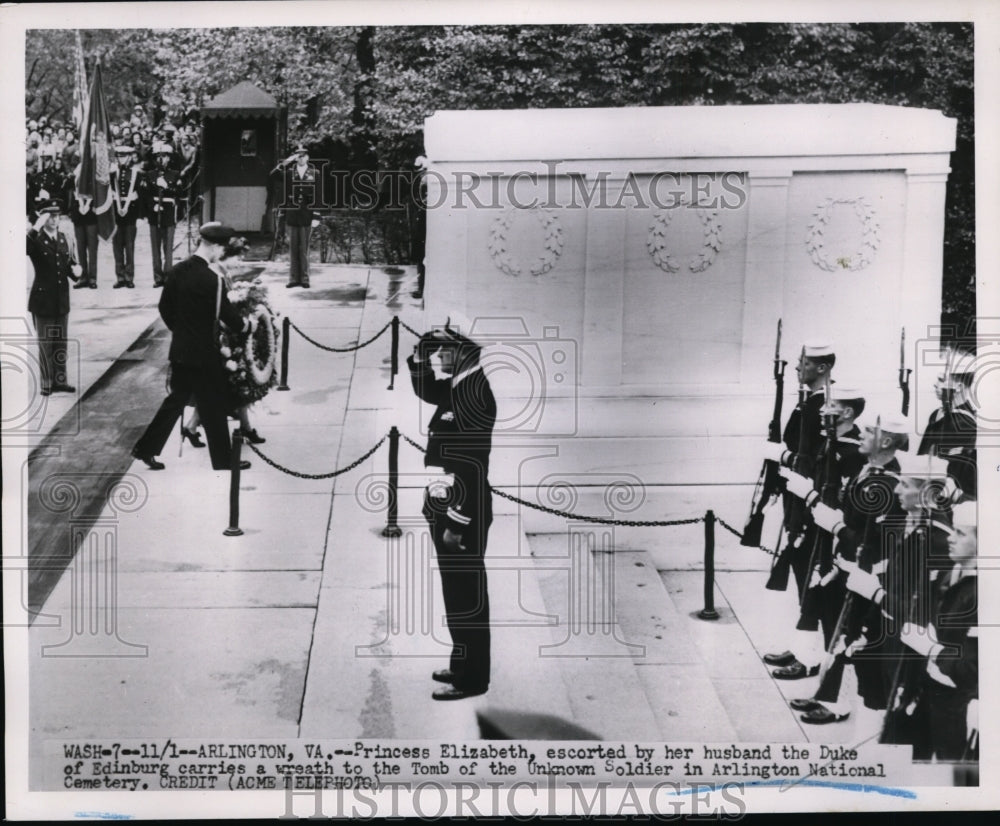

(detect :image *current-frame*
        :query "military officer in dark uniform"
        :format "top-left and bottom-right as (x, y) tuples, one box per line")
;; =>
(26, 200), (82, 395)
(28, 148), (64, 222)
(276, 145), (321, 288)
(110, 145), (145, 288)
(132, 223), (251, 472)
(409, 316), (496, 700)
(145, 144), (180, 287)
(917, 351), (977, 501)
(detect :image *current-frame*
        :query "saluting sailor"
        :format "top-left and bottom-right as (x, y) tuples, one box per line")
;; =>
(408, 316), (496, 700)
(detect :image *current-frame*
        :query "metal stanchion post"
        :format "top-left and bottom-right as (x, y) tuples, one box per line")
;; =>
(278, 316), (291, 391)
(224, 431), (244, 537)
(698, 509), (719, 620)
(381, 426), (403, 537)
(387, 315), (400, 390)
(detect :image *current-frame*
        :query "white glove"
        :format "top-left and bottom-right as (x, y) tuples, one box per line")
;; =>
(311, 218), (320, 228)
(811, 502), (844, 533)
(778, 466), (813, 499)
(38, 188), (50, 201)
(761, 441), (785, 463)
(844, 566), (882, 602)
(71, 264), (83, 278)
(901, 622), (937, 657)
(32, 212), (50, 231)
(156, 176), (168, 188)
(845, 634), (868, 658)
(967, 699), (979, 750)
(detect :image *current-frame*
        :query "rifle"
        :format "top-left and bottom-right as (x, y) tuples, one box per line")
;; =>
(898, 327), (911, 417)
(742, 319), (787, 547)
(766, 346), (809, 591)
(814, 416), (883, 703)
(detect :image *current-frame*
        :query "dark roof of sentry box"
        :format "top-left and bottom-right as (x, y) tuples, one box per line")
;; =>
(201, 81), (281, 118)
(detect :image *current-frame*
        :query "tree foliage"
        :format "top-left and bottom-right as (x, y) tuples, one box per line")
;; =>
(26, 23), (974, 333)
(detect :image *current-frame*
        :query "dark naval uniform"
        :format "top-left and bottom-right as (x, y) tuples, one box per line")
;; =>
(868, 517), (950, 744)
(814, 459), (903, 708)
(779, 388), (826, 594)
(26, 223), (80, 392)
(912, 568), (978, 760)
(918, 402), (977, 500)
(110, 161), (145, 286)
(409, 351), (496, 694)
(797, 424), (865, 640)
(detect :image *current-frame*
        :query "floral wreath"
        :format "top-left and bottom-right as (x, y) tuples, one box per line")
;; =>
(488, 207), (564, 276)
(219, 278), (280, 405)
(647, 200), (723, 274)
(805, 197), (880, 272)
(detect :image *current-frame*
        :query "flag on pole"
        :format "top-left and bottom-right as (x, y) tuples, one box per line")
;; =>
(71, 30), (88, 130)
(77, 61), (116, 240)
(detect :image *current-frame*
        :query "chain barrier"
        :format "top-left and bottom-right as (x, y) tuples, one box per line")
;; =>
(398, 319), (422, 338)
(244, 433), (388, 480)
(398, 430), (704, 528)
(716, 516), (778, 558)
(288, 319), (392, 353)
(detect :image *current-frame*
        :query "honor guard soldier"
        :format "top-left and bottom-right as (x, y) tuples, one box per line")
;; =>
(758, 341), (836, 678)
(781, 414), (908, 724)
(145, 144), (180, 287)
(918, 350), (977, 501)
(408, 316), (496, 700)
(66, 168), (100, 290)
(110, 145), (146, 288)
(26, 200), (83, 395)
(829, 452), (952, 745)
(904, 499), (978, 761)
(277, 145), (321, 288)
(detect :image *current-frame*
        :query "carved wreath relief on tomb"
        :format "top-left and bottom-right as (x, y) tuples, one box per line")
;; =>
(804, 196), (880, 272)
(646, 201), (723, 274)
(488, 207), (565, 277)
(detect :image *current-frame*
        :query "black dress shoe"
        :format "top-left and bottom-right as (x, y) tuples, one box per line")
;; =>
(432, 669), (456, 684)
(241, 428), (265, 444)
(131, 449), (165, 470)
(88, 282), (97, 289)
(301, 282), (310, 288)
(212, 460), (251, 471)
(51, 383), (76, 393)
(180, 427), (205, 447)
(789, 697), (822, 712)
(772, 660), (819, 680)
(113, 281), (126, 288)
(126, 282), (135, 288)
(286, 281), (300, 288)
(154, 281), (164, 288)
(432, 685), (487, 701)
(763, 650), (796, 666)
(801, 707), (849, 725)
(73, 280), (89, 289)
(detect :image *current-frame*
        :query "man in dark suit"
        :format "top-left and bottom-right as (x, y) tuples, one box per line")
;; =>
(26, 200), (82, 395)
(409, 316), (496, 700)
(132, 223), (250, 472)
